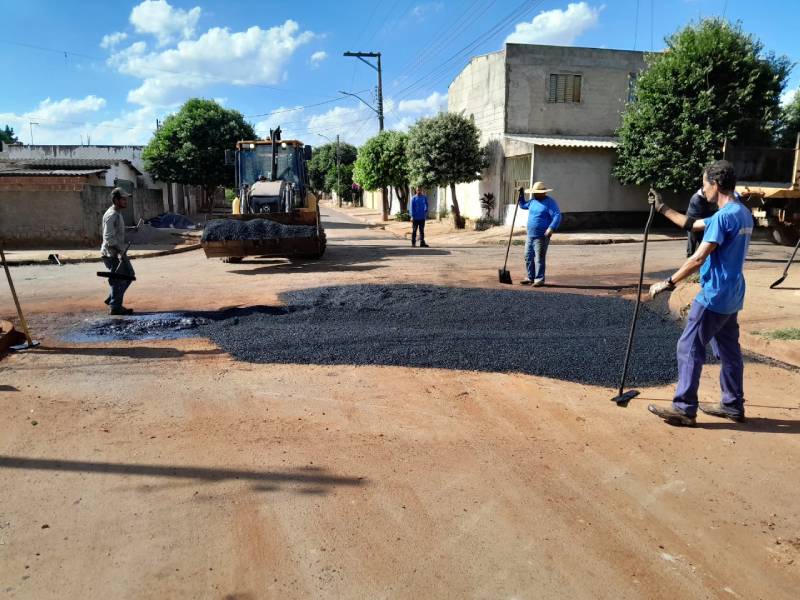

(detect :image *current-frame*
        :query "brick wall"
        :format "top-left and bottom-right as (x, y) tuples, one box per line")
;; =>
(0, 176), (88, 193)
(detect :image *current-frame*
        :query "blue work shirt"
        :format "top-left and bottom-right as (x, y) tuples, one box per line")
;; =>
(410, 194), (428, 221)
(519, 195), (562, 237)
(696, 200), (753, 314)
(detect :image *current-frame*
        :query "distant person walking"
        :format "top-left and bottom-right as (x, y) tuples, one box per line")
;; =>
(648, 160), (753, 427)
(101, 187), (135, 315)
(518, 181), (561, 286)
(410, 188), (429, 247)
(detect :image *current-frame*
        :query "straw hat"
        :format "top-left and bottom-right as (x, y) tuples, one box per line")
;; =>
(525, 181), (553, 194)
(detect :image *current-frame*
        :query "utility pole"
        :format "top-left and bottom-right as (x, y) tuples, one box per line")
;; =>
(336, 134), (341, 208)
(344, 50), (388, 219)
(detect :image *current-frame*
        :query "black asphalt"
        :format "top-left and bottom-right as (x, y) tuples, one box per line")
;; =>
(202, 219), (316, 241)
(197, 284), (685, 387)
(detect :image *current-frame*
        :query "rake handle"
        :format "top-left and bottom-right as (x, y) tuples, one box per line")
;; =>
(502, 192), (522, 271)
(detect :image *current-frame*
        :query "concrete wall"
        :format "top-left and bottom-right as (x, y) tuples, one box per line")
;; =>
(504, 44), (645, 137)
(0, 180), (164, 246)
(448, 50), (507, 143)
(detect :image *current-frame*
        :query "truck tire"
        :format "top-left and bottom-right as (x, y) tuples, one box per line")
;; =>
(298, 229), (327, 260)
(771, 225), (799, 246)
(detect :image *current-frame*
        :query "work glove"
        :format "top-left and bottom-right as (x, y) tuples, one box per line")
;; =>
(518, 187), (525, 202)
(649, 279), (675, 299)
(648, 188), (666, 214)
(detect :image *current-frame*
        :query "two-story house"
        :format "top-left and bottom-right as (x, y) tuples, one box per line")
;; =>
(447, 43), (651, 228)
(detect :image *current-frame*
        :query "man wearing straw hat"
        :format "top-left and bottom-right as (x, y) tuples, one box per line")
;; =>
(518, 181), (562, 286)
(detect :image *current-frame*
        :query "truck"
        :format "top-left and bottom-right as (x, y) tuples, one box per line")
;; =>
(725, 134), (800, 245)
(201, 127), (327, 261)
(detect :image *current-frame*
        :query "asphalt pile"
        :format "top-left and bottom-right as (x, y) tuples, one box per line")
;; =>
(202, 219), (316, 242)
(69, 313), (208, 342)
(198, 284), (686, 387)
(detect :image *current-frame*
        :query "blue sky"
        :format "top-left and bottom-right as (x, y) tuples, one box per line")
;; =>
(1, 0), (797, 147)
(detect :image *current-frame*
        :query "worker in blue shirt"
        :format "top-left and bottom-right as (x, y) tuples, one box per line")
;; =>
(648, 160), (753, 427)
(410, 188), (429, 247)
(518, 181), (562, 286)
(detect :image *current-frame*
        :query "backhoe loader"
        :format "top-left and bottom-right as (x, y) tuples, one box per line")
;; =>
(201, 127), (326, 261)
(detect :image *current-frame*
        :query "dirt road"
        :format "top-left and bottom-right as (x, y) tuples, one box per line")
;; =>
(1, 207), (799, 599)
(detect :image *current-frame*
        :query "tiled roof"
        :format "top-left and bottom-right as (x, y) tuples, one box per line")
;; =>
(0, 157), (142, 173)
(0, 168), (108, 177)
(505, 134), (619, 149)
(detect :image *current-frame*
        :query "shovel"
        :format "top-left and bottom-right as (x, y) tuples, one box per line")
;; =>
(498, 189), (523, 284)
(97, 242), (136, 282)
(770, 235), (800, 289)
(611, 189), (658, 407)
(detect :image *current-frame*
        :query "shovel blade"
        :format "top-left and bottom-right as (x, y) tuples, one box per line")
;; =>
(611, 389), (640, 407)
(97, 271), (137, 282)
(498, 269), (512, 285)
(770, 275), (787, 289)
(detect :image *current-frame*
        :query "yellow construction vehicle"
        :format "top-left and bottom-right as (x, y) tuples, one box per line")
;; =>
(201, 127), (326, 261)
(725, 134), (800, 245)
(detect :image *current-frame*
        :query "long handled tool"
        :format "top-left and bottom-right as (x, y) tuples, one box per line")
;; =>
(770, 235), (800, 289)
(611, 189), (658, 407)
(96, 242), (136, 282)
(0, 243), (40, 351)
(498, 189), (523, 284)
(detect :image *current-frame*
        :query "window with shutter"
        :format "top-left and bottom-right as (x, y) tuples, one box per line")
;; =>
(547, 74), (582, 103)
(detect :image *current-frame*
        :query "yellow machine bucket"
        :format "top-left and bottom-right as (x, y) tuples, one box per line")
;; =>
(201, 209), (326, 260)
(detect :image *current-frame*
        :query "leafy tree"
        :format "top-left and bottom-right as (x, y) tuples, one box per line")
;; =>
(143, 99), (255, 210)
(353, 130), (411, 213)
(406, 112), (487, 228)
(307, 141), (357, 203)
(614, 19), (791, 193)
(1, 125), (19, 144)
(777, 90), (800, 148)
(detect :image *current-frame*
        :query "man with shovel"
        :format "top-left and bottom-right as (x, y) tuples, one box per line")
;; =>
(101, 187), (135, 315)
(518, 181), (561, 286)
(647, 160), (753, 426)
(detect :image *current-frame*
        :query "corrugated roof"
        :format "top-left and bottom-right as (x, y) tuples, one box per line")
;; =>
(0, 157), (142, 173)
(0, 169), (108, 177)
(505, 134), (619, 149)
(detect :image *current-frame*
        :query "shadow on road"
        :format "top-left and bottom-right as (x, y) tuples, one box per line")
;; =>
(228, 245), (450, 276)
(34, 346), (224, 359)
(0, 385), (19, 392)
(694, 417), (800, 434)
(0, 456), (367, 495)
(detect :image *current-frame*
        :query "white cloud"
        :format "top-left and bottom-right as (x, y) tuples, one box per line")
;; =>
(412, 3), (444, 20)
(130, 0), (201, 47)
(781, 87), (799, 106)
(100, 31), (128, 49)
(398, 91), (447, 114)
(306, 105), (379, 146)
(0, 98), (161, 145)
(109, 21), (314, 107)
(505, 2), (601, 46)
(310, 50), (328, 67)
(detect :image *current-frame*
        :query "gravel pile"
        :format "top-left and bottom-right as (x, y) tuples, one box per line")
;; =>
(198, 284), (686, 387)
(202, 219), (316, 242)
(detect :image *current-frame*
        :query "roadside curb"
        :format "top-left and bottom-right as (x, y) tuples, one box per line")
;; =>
(4, 243), (202, 267)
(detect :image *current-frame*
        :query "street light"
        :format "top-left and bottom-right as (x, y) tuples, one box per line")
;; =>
(29, 121), (39, 146)
(338, 90), (380, 116)
(317, 133), (341, 207)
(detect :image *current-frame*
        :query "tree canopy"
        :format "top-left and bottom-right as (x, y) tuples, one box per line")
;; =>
(614, 19), (791, 193)
(353, 130), (411, 212)
(142, 99), (255, 206)
(406, 112), (487, 228)
(777, 91), (800, 148)
(307, 141), (357, 202)
(1, 125), (19, 144)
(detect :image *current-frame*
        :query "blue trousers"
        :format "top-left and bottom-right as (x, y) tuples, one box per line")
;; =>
(524, 236), (549, 282)
(673, 300), (745, 417)
(102, 256), (135, 309)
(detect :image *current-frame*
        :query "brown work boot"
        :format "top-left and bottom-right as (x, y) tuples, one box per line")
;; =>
(699, 402), (745, 423)
(648, 404), (696, 427)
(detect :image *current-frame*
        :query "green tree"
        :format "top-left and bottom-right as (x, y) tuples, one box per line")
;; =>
(406, 112), (487, 229)
(307, 141), (357, 202)
(1, 125), (19, 144)
(614, 19), (791, 192)
(353, 130), (411, 213)
(142, 99), (255, 211)
(777, 90), (800, 148)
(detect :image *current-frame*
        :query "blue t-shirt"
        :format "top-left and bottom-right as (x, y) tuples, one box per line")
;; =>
(696, 201), (753, 314)
(410, 194), (428, 221)
(519, 195), (562, 237)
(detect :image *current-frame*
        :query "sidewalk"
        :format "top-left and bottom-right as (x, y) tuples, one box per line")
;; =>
(3, 225), (202, 266)
(323, 201), (683, 246)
